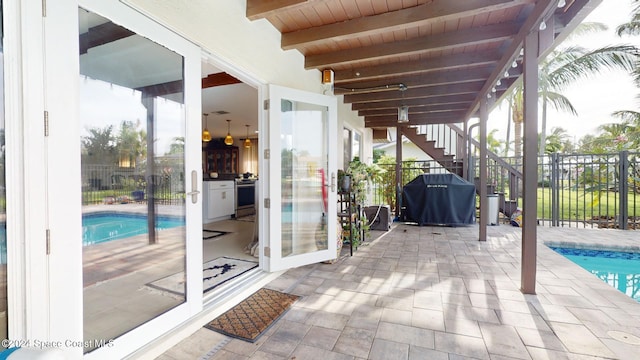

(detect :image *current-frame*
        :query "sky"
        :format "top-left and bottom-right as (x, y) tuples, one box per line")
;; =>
(486, 0), (640, 147)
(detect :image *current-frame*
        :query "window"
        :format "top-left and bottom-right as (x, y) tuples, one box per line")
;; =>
(343, 127), (361, 168)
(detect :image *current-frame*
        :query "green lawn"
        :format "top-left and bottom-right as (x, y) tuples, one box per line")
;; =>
(534, 187), (640, 220)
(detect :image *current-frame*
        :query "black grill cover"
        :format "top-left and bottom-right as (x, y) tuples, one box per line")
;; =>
(403, 174), (475, 226)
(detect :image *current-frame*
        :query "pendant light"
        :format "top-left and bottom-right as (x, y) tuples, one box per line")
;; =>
(397, 83), (409, 123)
(224, 119), (233, 145)
(202, 113), (211, 142)
(244, 124), (251, 149)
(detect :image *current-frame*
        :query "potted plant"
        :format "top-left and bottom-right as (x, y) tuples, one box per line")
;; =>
(337, 169), (351, 193)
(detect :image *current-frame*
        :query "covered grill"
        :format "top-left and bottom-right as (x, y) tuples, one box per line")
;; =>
(402, 174), (475, 226)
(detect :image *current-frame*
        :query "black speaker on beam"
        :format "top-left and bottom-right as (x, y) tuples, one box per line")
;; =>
(364, 205), (391, 231)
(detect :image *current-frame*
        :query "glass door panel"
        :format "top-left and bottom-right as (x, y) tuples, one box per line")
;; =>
(79, 8), (186, 353)
(268, 85), (337, 271)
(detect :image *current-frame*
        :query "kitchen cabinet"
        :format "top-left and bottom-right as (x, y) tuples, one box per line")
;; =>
(203, 181), (235, 223)
(203, 146), (239, 175)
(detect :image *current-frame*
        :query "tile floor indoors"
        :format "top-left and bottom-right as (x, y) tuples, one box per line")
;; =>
(156, 223), (640, 360)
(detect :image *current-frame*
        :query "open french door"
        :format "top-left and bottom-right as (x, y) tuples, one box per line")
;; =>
(44, 1), (202, 358)
(266, 85), (338, 272)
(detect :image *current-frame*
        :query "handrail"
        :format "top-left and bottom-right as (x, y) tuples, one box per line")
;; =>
(447, 123), (523, 179)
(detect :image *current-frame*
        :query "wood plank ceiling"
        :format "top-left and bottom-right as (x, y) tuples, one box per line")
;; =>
(246, 0), (599, 129)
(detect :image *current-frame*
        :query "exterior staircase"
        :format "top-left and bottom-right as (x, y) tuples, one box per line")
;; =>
(401, 126), (464, 176)
(401, 124), (521, 218)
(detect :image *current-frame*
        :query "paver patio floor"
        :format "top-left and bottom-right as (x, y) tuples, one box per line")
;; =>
(157, 223), (640, 360)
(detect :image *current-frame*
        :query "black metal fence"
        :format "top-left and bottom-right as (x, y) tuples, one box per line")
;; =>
(536, 151), (640, 229)
(368, 151), (640, 230)
(81, 164), (185, 205)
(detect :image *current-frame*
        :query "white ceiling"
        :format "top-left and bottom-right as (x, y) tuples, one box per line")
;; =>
(80, 7), (259, 144)
(201, 62), (259, 142)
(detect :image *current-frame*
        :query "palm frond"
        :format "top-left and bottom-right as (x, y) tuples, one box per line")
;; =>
(568, 22), (608, 39)
(542, 91), (578, 115)
(547, 45), (640, 90)
(617, 0), (640, 36)
(617, 21), (640, 36)
(611, 110), (640, 125)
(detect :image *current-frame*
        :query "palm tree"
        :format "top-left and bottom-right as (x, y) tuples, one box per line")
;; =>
(82, 125), (117, 164)
(616, 0), (640, 37)
(505, 23), (639, 158)
(589, 122), (634, 152)
(616, 0), (640, 86)
(474, 129), (504, 156)
(541, 126), (570, 154)
(611, 110), (640, 146)
(167, 137), (185, 155)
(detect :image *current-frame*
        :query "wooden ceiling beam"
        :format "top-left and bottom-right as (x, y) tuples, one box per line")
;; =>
(358, 103), (471, 117)
(136, 80), (183, 98)
(344, 81), (485, 104)
(246, 0), (310, 20)
(202, 72), (242, 89)
(79, 21), (134, 54)
(465, 0), (559, 119)
(335, 66), (494, 95)
(365, 112), (466, 127)
(365, 111), (466, 123)
(304, 22), (519, 69)
(132, 72), (241, 98)
(282, 0), (534, 50)
(352, 94), (476, 111)
(334, 50), (500, 82)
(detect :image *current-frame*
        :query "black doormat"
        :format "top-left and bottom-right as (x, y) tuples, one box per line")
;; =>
(203, 229), (229, 240)
(204, 288), (299, 342)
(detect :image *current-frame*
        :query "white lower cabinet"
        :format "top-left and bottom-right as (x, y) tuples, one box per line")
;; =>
(203, 181), (235, 223)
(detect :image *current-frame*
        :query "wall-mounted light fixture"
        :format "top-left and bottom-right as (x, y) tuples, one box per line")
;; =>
(224, 119), (233, 146)
(321, 69), (334, 84)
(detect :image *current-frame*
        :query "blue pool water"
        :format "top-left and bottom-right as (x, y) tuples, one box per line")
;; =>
(83, 212), (185, 246)
(0, 213), (185, 263)
(549, 247), (640, 303)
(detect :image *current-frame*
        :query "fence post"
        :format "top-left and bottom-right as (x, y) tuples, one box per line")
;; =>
(619, 150), (629, 230)
(551, 153), (559, 227)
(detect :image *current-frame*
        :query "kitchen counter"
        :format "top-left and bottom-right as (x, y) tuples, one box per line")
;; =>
(203, 175), (238, 181)
(202, 180), (235, 223)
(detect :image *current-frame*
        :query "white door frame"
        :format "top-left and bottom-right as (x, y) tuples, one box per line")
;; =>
(266, 84), (338, 272)
(3, 0), (47, 343)
(43, 1), (203, 358)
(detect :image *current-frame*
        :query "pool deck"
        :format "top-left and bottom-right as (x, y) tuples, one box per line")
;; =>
(157, 223), (640, 360)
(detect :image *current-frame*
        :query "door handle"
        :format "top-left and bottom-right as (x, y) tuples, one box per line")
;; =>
(186, 170), (200, 204)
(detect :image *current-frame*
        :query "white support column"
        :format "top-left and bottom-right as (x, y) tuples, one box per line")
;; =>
(478, 100), (488, 241)
(522, 30), (539, 294)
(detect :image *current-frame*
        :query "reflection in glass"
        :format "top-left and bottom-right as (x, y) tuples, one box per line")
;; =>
(79, 8), (186, 353)
(353, 132), (361, 161)
(280, 99), (328, 257)
(343, 128), (351, 169)
(0, 0), (7, 346)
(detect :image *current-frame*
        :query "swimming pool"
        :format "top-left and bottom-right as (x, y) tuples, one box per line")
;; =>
(83, 212), (185, 246)
(549, 246), (640, 303)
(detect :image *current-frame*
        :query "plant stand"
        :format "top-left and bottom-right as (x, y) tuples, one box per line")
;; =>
(338, 190), (365, 256)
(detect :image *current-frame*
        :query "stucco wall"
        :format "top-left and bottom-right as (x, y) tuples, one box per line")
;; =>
(124, 0), (370, 169)
(377, 141), (433, 161)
